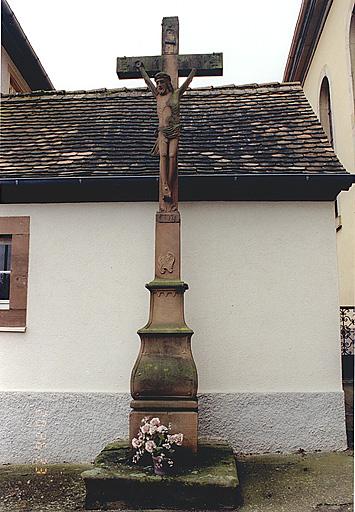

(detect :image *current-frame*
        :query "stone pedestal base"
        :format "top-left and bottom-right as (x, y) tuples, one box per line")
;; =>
(82, 438), (240, 510)
(129, 403), (198, 453)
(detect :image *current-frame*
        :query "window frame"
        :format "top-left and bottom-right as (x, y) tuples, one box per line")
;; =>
(319, 75), (334, 147)
(0, 235), (12, 308)
(0, 217), (30, 330)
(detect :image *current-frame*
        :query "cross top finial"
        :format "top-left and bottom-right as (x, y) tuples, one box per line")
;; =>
(162, 16), (179, 56)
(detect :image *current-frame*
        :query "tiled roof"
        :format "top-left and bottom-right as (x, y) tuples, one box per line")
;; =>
(0, 83), (345, 180)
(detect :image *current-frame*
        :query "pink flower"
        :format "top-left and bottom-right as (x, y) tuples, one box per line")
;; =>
(149, 417), (161, 427)
(149, 425), (158, 435)
(140, 423), (150, 434)
(132, 437), (142, 449)
(145, 440), (156, 453)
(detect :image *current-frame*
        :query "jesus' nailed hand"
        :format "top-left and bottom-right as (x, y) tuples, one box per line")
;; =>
(135, 61), (196, 209)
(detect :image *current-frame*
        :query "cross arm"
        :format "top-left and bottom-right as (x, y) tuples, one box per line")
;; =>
(136, 62), (157, 95)
(116, 53), (223, 80)
(178, 68), (197, 96)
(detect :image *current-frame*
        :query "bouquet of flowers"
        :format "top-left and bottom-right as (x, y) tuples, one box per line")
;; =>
(131, 417), (183, 475)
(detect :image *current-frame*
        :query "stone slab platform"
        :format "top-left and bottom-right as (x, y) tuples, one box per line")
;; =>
(81, 438), (240, 510)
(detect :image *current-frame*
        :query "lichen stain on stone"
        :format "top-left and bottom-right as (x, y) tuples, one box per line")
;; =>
(134, 355), (197, 395)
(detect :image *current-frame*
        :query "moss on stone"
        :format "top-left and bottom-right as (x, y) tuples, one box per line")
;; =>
(134, 355), (197, 387)
(82, 438), (240, 509)
(1, 450), (353, 511)
(137, 326), (194, 335)
(146, 279), (188, 291)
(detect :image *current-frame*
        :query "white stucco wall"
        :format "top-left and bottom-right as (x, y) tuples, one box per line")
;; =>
(302, 0), (355, 305)
(0, 201), (347, 459)
(0, 201), (342, 393)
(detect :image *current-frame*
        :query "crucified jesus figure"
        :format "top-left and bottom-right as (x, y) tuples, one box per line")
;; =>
(136, 62), (196, 210)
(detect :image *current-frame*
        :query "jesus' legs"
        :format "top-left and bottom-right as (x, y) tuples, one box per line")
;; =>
(160, 156), (171, 200)
(158, 136), (171, 201)
(168, 138), (178, 191)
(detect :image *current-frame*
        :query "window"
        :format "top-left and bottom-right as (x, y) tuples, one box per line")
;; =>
(319, 76), (340, 224)
(0, 217), (30, 330)
(9, 75), (23, 94)
(319, 76), (334, 146)
(6, 61), (31, 94)
(0, 236), (12, 308)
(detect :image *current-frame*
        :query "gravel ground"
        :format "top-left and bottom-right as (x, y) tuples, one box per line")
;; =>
(0, 451), (353, 512)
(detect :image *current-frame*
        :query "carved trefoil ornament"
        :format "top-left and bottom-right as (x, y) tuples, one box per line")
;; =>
(158, 251), (175, 274)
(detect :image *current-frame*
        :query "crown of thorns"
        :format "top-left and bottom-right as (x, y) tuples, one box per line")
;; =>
(154, 72), (172, 82)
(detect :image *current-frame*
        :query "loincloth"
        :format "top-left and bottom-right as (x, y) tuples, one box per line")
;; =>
(150, 125), (181, 156)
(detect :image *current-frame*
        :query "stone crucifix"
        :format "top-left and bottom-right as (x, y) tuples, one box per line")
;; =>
(135, 61), (195, 211)
(117, 17), (222, 453)
(117, 16), (223, 211)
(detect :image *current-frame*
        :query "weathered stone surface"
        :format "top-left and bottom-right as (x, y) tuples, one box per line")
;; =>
(116, 53), (223, 79)
(82, 437), (240, 509)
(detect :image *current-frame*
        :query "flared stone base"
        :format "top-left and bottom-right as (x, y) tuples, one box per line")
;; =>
(82, 437), (240, 510)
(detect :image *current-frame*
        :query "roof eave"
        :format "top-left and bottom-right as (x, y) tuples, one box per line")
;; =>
(0, 173), (353, 204)
(1, 0), (54, 90)
(283, 0), (333, 84)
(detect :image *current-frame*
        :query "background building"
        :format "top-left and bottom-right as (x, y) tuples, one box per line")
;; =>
(1, 0), (53, 93)
(284, 0), (354, 306)
(284, 0), (354, 447)
(0, 84), (352, 462)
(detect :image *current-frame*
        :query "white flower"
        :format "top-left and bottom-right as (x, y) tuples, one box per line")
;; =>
(168, 433), (183, 446)
(157, 425), (168, 433)
(145, 440), (156, 453)
(149, 417), (161, 427)
(175, 433), (183, 446)
(162, 443), (171, 449)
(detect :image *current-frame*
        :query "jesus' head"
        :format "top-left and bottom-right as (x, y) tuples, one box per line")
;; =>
(154, 72), (173, 95)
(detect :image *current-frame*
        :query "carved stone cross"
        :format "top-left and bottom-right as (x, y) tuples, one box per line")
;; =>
(117, 17), (223, 453)
(116, 16), (223, 83)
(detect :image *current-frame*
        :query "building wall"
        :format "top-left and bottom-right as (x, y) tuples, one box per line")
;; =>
(303, 0), (355, 305)
(1, 47), (31, 94)
(0, 202), (347, 461)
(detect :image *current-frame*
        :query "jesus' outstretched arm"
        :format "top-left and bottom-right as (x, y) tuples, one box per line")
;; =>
(178, 68), (196, 96)
(135, 61), (157, 96)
